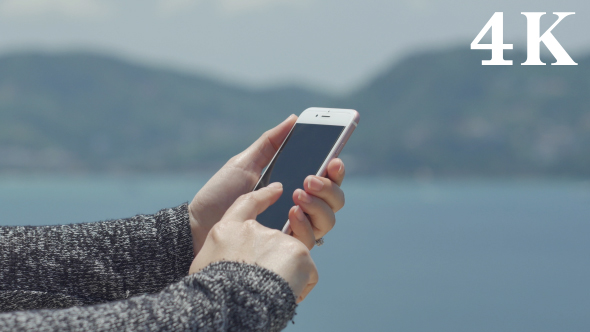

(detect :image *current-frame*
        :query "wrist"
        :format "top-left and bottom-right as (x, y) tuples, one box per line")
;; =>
(189, 211), (211, 257)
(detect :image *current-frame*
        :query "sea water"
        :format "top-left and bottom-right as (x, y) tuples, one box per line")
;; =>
(1, 176), (589, 331)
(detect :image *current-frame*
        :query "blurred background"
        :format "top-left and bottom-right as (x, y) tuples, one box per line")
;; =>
(1, 0), (589, 331)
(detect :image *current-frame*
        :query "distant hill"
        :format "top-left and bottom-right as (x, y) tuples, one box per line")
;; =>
(0, 53), (334, 172)
(0, 49), (589, 177)
(347, 49), (590, 176)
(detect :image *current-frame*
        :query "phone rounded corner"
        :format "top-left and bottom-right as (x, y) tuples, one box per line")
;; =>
(350, 109), (360, 126)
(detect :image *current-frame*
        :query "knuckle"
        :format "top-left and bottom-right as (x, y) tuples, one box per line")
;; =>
(244, 219), (260, 230)
(319, 208), (337, 231)
(254, 221), (280, 239)
(227, 153), (244, 167)
(291, 241), (311, 259)
(266, 228), (284, 240)
(267, 229), (311, 255)
(336, 194), (345, 211)
(244, 192), (260, 202)
(279, 236), (315, 264)
(313, 269), (319, 284)
(321, 219), (335, 233)
(317, 209), (336, 232)
(238, 192), (259, 205)
(227, 154), (239, 164)
(320, 177), (332, 191)
(330, 216), (337, 230)
(208, 223), (226, 242)
(327, 216), (336, 231)
(306, 239), (315, 250)
(262, 129), (273, 138)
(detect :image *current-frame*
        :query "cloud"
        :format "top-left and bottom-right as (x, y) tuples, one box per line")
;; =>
(401, 0), (436, 13)
(155, 0), (199, 17)
(218, 0), (312, 13)
(0, 0), (113, 20)
(154, 0), (312, 18)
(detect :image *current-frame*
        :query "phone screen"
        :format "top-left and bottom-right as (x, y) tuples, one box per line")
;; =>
(254, 123), (345, 230)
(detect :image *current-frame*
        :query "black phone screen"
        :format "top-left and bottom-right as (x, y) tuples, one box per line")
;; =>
(254, 123), (345, 230)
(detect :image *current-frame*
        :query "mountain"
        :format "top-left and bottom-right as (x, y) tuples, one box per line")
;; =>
(0, 53), (334, 172)
(0, 49), (589, 177)
(346, 48), (590, 177)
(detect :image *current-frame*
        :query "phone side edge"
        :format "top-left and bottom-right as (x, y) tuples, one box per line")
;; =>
(252, 119), (298, 192)
(315, 118), (357, 178)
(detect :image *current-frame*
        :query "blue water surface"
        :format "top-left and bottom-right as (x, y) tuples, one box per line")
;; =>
(1, 176), (589, 331)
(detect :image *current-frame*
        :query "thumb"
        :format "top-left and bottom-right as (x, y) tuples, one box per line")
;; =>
(222, 182), (283, 222)
(234, 115), (296, 172)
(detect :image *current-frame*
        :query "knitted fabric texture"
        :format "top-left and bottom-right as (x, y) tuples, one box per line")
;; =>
(0, 204), (297, 331)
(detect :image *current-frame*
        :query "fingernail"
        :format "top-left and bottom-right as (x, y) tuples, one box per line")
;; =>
(298, 189), (313, 204)
(268, 182), (282, 189)
(308, 177), (324, 192)
(338, 162), (344, 174)
(294, 206), (306, 222)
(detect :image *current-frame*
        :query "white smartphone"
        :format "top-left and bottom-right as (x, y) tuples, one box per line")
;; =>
(253, 107), (360, 233)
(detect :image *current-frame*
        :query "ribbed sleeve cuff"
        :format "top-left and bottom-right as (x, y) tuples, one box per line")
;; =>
(195, 261), (298, 332)
(153, 203), (195, 280)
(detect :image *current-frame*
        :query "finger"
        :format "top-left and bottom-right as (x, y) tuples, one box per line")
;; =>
(223, 182), (283, 222)
(326, 158), (345, 186)
(233, 114), (297, 173)
(297, 264), (319, 303)
(303, 175), (345, 212)
(293, 189), (335, 239)
(288, 206), (315, 250)
(297, 281), (317, 303)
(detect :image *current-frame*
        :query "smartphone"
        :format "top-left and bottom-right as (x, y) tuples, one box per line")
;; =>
(253, 107), (360, 233)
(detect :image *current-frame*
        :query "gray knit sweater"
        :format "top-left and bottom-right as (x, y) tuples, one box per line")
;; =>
(0, 204), (297, 331)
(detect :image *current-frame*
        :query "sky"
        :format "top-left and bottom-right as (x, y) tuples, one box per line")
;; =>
(0, 0), (588, 94)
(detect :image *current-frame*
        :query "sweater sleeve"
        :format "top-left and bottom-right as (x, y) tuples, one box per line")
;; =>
(0, 261), (297, 332)
(0, 204), (195, 312)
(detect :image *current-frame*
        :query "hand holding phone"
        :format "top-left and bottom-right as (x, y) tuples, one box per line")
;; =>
(254, 107), (359, 235)
(190, 183), (318, 303)
(188, 109), (357, 255)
